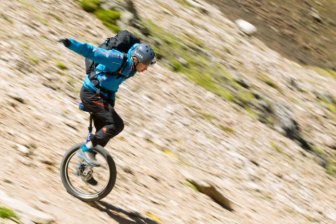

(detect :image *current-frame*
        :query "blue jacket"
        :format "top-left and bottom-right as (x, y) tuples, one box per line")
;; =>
(67, 38), (138, 101)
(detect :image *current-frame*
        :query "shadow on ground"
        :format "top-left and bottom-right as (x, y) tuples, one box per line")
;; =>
(87, 201), (159, 224)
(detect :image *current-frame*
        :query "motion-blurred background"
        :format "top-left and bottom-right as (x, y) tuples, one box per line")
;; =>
(0, 0), (335, 223)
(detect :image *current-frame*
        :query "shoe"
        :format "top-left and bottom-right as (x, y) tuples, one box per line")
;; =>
(86, 176), (98, 186)
(78, 145), (101, 167)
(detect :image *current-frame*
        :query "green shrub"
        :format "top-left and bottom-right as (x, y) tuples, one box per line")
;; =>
(80, 0), (101, 12)
(103, 22), (120, 33)
(94, 9), (121, 32)
(94, 9), (121, 22)
(0, 207), (18, 220)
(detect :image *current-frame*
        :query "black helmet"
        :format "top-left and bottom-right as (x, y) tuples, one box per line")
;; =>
(132, 43), (156, 65)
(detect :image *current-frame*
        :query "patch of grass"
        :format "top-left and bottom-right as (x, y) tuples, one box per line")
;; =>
(326, 159), (336, 176)
(245, 106), (259, 119)
(56, 61), (68, 70)
(79, 0), (121, 33)
(219, 124), (235, 134)
(176, 0), (192, 7)
(1, 13), (13, 24)
(94, 9), (121, 33)
(0, 207), (19, 220)
(198, 111), (215, 122)
(162, 148), (174, 156)
(29, 56), (40, 65)
(310, 66), (336, 79)
(318, 96), (336, 115)
(80, 0), (101, 13)
(258, 73), (282, 92)
(260, 115), (275, 126)
(39, 17), (49, 26)
(271, 141), (284, 153)
(18, 0), (34, 9)
(311, 145), (325, 157)
(50, 13), (63, 23)
(183, 32), (205, 48)
(234, 89), (256, 108)
(170, 59), (183, 72)
(145, 211), (162, 224)
(144, 19), (262, 110)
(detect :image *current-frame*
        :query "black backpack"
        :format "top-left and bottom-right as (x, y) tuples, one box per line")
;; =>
(85, 30), (141, 79)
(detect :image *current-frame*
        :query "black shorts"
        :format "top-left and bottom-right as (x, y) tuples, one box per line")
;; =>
(80, 86), (124, 145)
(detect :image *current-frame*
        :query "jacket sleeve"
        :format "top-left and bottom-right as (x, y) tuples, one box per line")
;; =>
(66, 38), (123, 71)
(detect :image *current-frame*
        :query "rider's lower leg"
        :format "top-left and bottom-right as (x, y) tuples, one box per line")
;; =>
(78, 143), (100, 167)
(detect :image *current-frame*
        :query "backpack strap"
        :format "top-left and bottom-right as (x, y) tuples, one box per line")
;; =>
(88, 53), (129, 99)
(107, 53), (128, 76)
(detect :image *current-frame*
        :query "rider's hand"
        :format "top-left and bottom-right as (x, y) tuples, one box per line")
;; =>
(58, 38), (71, 47)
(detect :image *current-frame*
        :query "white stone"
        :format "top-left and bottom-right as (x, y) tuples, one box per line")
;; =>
(16, 144), (30, 155)
(235, 19), (257, 35)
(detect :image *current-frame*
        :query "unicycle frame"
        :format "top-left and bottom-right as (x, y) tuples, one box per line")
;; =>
(80, 102), (94, 144)
(60, 103), (117, 202)
(86, 113), (94, 144)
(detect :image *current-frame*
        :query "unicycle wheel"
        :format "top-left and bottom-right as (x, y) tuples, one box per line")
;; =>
(60, 143), (117, 202)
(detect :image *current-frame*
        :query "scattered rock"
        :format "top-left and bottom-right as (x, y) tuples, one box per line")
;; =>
(3, 179), (13, 184)
(235, 19), (257, 35)
(186, 0), (209, 14)
(310, 8), (323, 23)
(288, 78), (304, 92)
(182, 170), (233, 211)
(273, 103), (301, 140)
(122, 166), (134, 175)
(187, 179), (234, 211)
(7, 93), (26, 104)
(16, 144), (30, 156)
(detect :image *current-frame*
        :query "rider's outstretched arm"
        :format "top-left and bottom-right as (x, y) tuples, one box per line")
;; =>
(63, 38), (124, 71)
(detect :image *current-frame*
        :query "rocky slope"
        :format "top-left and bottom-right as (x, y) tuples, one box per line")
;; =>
(0, 0), (335, 223)
(205, 0), (336, 70)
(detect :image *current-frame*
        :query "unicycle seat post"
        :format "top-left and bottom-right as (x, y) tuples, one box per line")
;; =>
(86, 113), (93, 143)
(79, 102), (94, 143)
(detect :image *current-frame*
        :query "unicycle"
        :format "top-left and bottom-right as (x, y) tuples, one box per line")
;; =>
(60, 103), (117, 202)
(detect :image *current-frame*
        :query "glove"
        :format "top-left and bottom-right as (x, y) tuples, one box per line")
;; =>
(58, 38), (71, 47)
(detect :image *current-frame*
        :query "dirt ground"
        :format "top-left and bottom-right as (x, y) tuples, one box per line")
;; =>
(205, 0), (336, 70)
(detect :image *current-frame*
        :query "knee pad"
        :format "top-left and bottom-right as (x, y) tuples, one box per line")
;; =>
(105, 122), (124, 136)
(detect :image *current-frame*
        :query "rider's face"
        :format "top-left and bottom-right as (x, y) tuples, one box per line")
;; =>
(136, 63), (149, 72)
